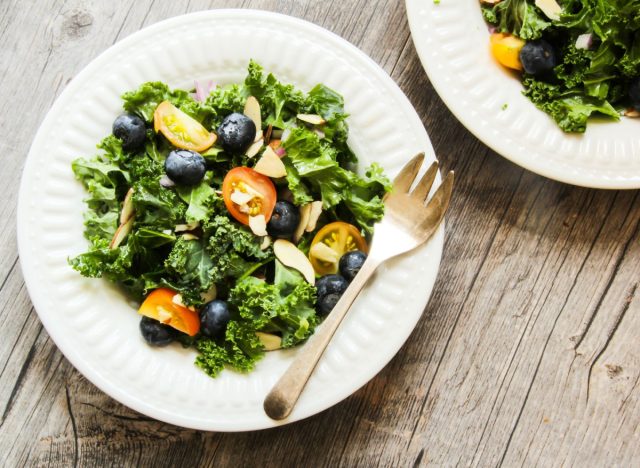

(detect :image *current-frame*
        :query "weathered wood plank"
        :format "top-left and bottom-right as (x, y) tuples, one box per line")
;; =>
(0, 0), (638, 467)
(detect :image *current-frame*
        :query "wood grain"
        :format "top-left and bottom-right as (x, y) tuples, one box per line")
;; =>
(1, 0), (638, 466)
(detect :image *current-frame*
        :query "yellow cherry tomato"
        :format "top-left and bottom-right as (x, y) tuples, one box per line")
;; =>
(490, 33), (525, 71)
(309, 222), (368, 275)
(153, 101), (216, 152)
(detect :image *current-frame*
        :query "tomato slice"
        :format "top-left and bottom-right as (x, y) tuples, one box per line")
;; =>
(309, 221), (368, 275)
(222, 167), (277, 225)
(490, 33), (525, 71)
(138, 288), (200, 336)
(153, 101), (216, 152)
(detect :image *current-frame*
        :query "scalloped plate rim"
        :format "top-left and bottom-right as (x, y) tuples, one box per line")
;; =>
(17, 9), (444, 431)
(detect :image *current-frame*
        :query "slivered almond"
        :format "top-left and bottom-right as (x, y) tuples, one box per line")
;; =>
(157, 306), (172, 323)
(249, 214), (268, 236)
(264, 124), (273, 144)
(297, 113), (326, 125)
(256, 332), (282, 351)
(293, 203), (312, 243)
(309, 242), (340, 264)
(535, 0), (562, 20)
(305, 201), (323, 232)
(120, 188), (135, 224)
(624, 108), (640, 118)
(230, 190), (254, 206)
(246, 138), (263, 158)
(260, 235), (272, 251)
(244, 96), (262, 131)
(254, 146), (287, 178)
(273, 239), (315, 284)
(109, 216), (134, 249)
(175, 221), (200, 232)
(200, 285), (217, 302)
(182, 233), (199, 240)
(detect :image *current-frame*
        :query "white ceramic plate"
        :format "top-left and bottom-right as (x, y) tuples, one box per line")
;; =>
(406, 0), (640, 189)
(17, 10), (444, 431)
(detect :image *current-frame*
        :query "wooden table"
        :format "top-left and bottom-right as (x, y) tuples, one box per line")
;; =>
(1, 1), (638, 466)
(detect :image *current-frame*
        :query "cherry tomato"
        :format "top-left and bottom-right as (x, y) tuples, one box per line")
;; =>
(222, 167), (277, 225)
(490, 33), (525, 71)
(153, 101), (216, 152)
(138, 288), (200, 336)
(309, 221), (368, 275)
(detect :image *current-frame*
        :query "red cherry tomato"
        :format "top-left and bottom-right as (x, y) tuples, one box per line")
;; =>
(222, 167), (277, 225)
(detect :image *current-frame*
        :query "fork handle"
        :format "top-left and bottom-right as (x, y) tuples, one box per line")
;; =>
(263, 257), (382, 420)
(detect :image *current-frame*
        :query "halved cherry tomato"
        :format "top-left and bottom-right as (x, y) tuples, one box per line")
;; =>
(153, 101), (216, 152)
(222, 167), (277, 225)
(138, 288), (200, 336)
(490, 33), (525, 71)
(309, 221), (368, 275)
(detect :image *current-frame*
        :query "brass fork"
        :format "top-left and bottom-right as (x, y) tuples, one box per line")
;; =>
(263, 153), (454, 420)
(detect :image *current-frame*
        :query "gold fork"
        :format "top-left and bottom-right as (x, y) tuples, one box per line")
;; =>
(263, 153), (454, 420)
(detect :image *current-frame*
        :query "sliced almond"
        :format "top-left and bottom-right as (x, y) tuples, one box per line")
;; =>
(200, 284), (217, 302)
(293, 203), (312, 243)
(309, 242), (340, 264)
(120, 188), (135, 224)
(157, 306), (173, 324)
(109, 216), (134, 249)
(249, 214), (268, 237)
(182, 233), (199, 241)
(230, 190), (255, 206)
(175, 221), (200, 232)
(260, 235), (272, 251)
(246, 138), (264, 158)
(264, 124), (273, 144)
(297, 113), (326, 125)
(256, 332), (282, 351)
(254, 146), (287, 178)
(624, 108), (640, 118)
(305, 201), (323, 232)
(244, 96), (262, 131)
(535, 0), (562, 20)
(273, 239), (315, 284)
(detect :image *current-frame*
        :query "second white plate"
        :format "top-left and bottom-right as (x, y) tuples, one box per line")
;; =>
(406, 0), (640, 189)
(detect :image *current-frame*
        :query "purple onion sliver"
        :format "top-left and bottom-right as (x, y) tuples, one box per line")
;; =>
(275, 147), (286, 157)
(194, 80), (206, 102)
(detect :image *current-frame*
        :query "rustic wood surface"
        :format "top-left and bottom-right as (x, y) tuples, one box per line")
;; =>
(1, 0), (639, 466)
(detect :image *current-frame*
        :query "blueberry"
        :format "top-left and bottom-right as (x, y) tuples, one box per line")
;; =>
(139, 316), (174, 346)
(113, 114), (146, 152)
(164, 149), (207, 186)
(339, 250), (367, 282)
(267, 201), (300, 238)
(315, 274), (349, 316)
(217, 113), (257, 153)
(629, 77), (640, 110)
(200, 300), (231, 338)
(318, 293), (342, 316)
(519, 40), (558, 76)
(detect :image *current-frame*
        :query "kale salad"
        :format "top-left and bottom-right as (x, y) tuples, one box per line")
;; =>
(70, 61), (391, 377)
(482, 0), (640, 132)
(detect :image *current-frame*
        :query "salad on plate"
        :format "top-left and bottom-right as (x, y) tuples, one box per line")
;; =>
(69, 61), (391, 378)
(482, 0), (640, 132)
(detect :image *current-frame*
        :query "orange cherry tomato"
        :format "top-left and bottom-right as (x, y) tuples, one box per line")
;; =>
(490, 33), (525, 71)
(222, 167), (277, 225)
(153, 101), (216, 152)
(138, 288), (200, 336)
(308, 221), (368, 275)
